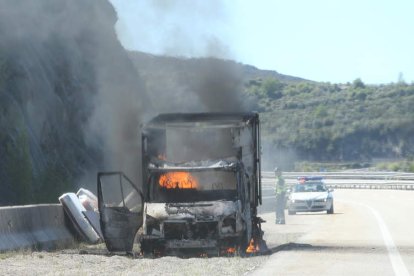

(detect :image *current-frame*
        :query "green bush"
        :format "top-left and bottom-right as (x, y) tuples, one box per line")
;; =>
(244, 77), (414, 163)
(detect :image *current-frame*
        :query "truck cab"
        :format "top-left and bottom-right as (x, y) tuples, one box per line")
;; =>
(140, 113), (262, 255)
(98, 112), (264, 255)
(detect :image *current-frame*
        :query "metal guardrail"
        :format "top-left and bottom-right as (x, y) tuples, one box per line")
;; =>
(262, 171), (414, 180)
(261, 171), (414, 191)
(325, 183), (414, 190)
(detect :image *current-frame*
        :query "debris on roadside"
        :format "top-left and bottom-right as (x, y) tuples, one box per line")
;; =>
(59, 189), (102, 244)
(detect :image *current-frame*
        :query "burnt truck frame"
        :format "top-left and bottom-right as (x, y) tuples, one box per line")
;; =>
(140, 112), (263, 255)
(97, 112), (264, 255)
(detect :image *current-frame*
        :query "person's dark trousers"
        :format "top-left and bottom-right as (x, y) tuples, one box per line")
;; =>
(275, 193), (286, 224)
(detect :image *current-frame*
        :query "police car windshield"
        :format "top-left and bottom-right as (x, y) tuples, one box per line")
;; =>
(293, 182), (327, 192)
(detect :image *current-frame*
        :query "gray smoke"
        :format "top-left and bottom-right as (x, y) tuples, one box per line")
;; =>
(111, 1), (250, 173)
(0, 0), (151, 203)
(188, 58), (246, 112)
(111, 0), (248, 113)
(0, 0), (252, 204)
(111, 0), (233, 59)
(261, 142), (299, 171)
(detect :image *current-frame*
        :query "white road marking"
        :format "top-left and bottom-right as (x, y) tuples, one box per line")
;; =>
(366, 205), (410, 276)
(339, 199), (410, 276)
(262, 195), (276, 199)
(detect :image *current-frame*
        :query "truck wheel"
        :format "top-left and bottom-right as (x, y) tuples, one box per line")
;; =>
(288, 210), (296, 215)
(141, 243), (156, 258)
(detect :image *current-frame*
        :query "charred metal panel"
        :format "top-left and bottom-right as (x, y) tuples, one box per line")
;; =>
(142, 200), (245, 250)
(100, 207), (141, 252)
(98, 172), (143, 253)
(165, 239), (217, 249)
(192, 221), (218, 239)
(145, 201), (240, 220)
(162, 220), (219, 240)
(163, 221), (187, 239)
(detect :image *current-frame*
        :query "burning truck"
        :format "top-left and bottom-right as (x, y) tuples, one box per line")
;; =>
(97, 112), (266, 256)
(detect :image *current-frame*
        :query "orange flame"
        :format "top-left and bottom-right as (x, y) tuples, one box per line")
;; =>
(159, 172), (198, 189)
(245, 238), (259, 253)
(226, 247), (236, 254)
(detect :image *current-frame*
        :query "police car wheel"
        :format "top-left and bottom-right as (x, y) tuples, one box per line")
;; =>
(327, 204), (334, 214)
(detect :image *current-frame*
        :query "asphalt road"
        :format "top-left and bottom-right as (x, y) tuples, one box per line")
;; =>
(255, 177), (414, 276)
(1, 176), (413, 276)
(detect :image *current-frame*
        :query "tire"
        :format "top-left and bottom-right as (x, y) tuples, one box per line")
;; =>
(288, 210), (296, 215)
(327, 203), (334, 214)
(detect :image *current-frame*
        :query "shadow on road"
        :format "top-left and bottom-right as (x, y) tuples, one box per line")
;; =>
(265, 242), (403, 255)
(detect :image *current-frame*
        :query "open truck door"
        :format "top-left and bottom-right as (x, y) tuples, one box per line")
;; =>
(97, 172), (143, 253)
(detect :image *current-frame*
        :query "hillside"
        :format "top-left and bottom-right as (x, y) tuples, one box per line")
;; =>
(250, 79), (414, 169)
(128, 52), (308, 84)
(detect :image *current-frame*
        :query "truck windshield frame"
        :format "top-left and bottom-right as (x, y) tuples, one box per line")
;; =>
(148, 168), (239, 203)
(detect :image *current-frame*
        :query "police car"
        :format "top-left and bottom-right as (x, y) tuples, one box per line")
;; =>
(287, 176), (334, 215)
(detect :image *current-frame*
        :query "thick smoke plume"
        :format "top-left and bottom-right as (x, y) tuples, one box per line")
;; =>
(107, 1), (250, 187)
(0, 0), (251, 204)
(111, 0), (249, 113)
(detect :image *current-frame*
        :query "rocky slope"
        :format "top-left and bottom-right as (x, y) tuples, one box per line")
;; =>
(0, 0), (149, 205)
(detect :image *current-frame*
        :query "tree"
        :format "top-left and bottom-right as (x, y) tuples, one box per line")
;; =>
(262, 78), (284, 99)
(352, 78), (365, 89)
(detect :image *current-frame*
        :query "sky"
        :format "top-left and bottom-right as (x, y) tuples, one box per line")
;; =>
(109, 0), (414, 84)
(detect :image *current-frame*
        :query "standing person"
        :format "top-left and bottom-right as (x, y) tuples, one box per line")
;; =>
(275, 167), (286, 224)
